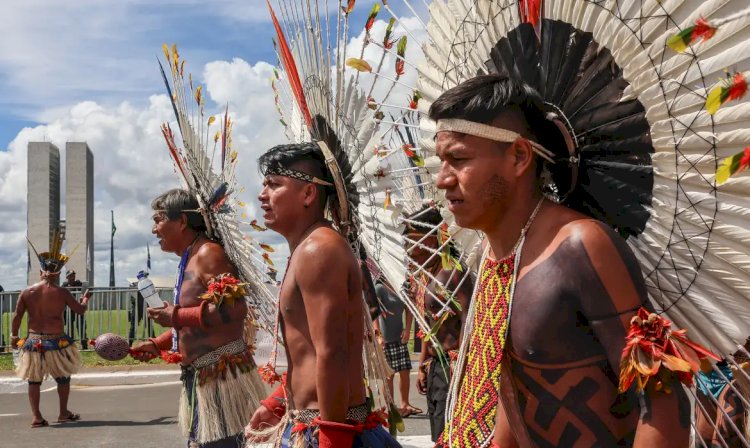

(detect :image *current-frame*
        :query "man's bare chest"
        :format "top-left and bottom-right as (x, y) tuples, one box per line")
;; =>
(505, 242), (606, 364)
(177, 270), (206, 307)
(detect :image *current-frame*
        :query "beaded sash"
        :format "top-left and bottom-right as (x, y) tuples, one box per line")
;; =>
(444, 254), (515, 447)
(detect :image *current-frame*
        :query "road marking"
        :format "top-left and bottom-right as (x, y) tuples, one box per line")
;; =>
(0, 413), (20, 417)
(76, 381), (181, 391)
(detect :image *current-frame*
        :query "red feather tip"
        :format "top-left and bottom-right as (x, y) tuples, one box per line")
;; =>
(691, 17), (717, 42)
(728, 72), (748, 101)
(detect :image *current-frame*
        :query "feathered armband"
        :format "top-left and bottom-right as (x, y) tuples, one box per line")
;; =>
(619, 307), (719, 394)
(198, 273), (246, 307)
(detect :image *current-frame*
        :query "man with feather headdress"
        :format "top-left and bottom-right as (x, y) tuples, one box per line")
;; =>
(12, 231), (90, 428)
(131, 188), (264, 448)
(431, 75), (716, 447)
(246, 142), (400, 448)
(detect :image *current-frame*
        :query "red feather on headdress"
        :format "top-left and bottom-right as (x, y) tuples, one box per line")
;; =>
(267, 0), (312, 129)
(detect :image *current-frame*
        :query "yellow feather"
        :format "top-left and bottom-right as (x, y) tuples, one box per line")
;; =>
(195, 86), (202, 105)
(162, 43), (170, 65)
(207, 116), (216, 127)
(345, 58), (372, 72)
(705, 85), (724, 115)
(716, 156), (734, 185)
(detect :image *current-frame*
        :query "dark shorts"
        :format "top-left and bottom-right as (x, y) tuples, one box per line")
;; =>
(28, 376), (70, 385)
(426, 358), (451, 442)
(383, 341), (412, 373)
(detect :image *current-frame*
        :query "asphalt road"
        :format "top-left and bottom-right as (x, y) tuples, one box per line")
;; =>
(0, 369), (432, 448)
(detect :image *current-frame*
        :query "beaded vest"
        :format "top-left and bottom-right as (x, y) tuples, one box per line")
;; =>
(444, 254), (515, 447)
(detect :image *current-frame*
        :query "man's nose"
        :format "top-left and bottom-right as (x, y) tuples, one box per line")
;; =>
(435, 163), (455, 190)
(258, 186), (268, 201)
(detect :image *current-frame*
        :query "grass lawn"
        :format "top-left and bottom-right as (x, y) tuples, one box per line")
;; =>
(2, 310), (168, 344)
(0, 310), (169, 371)
(0, 350), (166, 371)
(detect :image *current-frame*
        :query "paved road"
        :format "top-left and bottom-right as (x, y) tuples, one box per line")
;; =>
(0, 368), (433, 447)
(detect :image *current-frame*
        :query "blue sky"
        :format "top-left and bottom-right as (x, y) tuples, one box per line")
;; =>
(0, 1), (282, 148)
(0, 0), (423, 290)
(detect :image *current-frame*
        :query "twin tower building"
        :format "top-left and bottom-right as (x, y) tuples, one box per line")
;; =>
(27, 142), (94, 287)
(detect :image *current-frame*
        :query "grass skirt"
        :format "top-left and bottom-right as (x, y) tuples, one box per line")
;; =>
(179, 340), (267, 444)
(15, 334), (80, 382)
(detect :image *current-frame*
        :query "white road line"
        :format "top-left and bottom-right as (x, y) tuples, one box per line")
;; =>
(0, 413), (20, 417)
(76, 381), (181, 391)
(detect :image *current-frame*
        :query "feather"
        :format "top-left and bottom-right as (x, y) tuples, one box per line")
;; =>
(717, 147), (750, 185)
(266, 0), (311, 128)
(259, 243), (275, 252)
(706, 72), (748, 115)
(365, 3), (380, 31)
(667, 17), (717, 53)
(346, 58), (373, 72)
(395, 37), (407, 77)
(250, 220), (267, 232)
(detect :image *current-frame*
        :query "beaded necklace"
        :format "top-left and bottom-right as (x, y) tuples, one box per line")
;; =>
(444, 198), (544, 447)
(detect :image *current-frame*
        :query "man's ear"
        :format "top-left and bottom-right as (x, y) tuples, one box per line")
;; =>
(178, 213), (189, 231)
(511, 138), (535, 177)
(302, 182), (317, 208)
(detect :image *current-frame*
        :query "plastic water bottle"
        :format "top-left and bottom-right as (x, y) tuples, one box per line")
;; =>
(137, 271), (164, 309)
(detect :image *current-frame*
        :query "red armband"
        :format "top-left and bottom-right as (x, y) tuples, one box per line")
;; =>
(172, 302), (207, 329)
(149, 331), (173, 351)
(313, 418), (359, 448)
(260, 383), (287, 418)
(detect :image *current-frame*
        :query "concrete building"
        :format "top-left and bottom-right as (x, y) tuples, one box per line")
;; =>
(65, 142), (94, 286)
(27, 142), (61, 285)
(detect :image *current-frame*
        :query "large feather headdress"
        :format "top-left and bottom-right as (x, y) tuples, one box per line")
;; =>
(157, 45), (278, 331)
(353, 0), (750, 444)
(264, 0), (480, 428)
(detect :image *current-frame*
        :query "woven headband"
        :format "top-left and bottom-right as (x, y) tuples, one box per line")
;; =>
(436, 118), (556, 164)
(265, 166), (333, 186)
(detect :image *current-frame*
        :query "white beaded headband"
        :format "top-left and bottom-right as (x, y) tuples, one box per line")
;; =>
(435, 118), (557, 164)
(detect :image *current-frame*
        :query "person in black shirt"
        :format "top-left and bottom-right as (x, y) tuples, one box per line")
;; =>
(62, 271), (87, 349)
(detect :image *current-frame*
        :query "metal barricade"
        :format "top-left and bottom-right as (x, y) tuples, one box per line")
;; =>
(0, 287), (173, 351)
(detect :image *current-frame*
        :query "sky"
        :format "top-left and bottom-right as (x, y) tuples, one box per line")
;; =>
(0, 0), (425, 290)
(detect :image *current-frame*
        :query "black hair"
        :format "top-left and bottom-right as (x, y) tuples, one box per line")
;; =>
(403, 206), (442, 233)
(258, 142), (331, 182)
(428, 74), (570, 187)
(257, 142), (332, 209)
(403, 206), (461, 259)
(151, 188), (207, 232)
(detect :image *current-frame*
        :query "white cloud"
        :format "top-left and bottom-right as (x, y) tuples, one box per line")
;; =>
(0, 8), (427, 291)
(0, 58), (289, 290)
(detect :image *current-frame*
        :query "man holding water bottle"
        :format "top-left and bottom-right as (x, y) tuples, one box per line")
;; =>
(11, 242), (90, 428)
(130, 188), (265, 448)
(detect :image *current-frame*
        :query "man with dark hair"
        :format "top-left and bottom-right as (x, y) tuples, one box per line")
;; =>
(431, 75), (691, 447)
(62, 270), (87, 349)
(401, 206), (472, 443)
(371, 278), (420, 418)
(246, 143), (398, 447)
(12, 242), (89, 428)
(130, 188), (263, 448)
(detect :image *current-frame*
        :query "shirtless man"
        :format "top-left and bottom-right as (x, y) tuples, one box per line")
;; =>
(11, 256), (90, 428)
(131, 188), (262, 448)
(247, 142), (399, 447)
(402, 207), (472, 442)
(431, 75), (691, 447)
